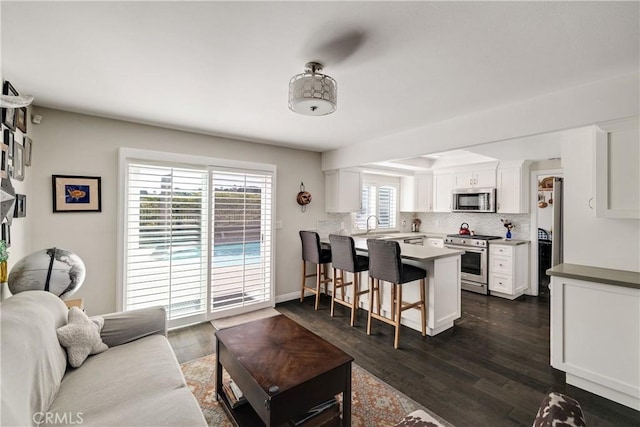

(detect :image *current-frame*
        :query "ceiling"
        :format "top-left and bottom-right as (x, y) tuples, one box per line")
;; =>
(2, 1), (638, 153)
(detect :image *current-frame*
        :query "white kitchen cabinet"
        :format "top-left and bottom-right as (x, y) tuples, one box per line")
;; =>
(425, 237), (444, 248)
(488, 243), (529, 300)
(496, 161), (531, 214)
(549, 271), (640, 410)
(325, 169), (362, 213)
(453, 167), (496, 189)
(594, 118), (640, 219)
(433, 173), (453, 212)
(400, 174), (433, 212)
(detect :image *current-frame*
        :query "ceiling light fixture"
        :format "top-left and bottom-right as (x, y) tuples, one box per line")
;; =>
(288, 62), (337, 116)
(0, 94), (34, 108)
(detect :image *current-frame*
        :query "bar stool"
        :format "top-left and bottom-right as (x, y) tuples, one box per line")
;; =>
(299, 230), (332, 310)
(328, 234), (370, 326)
(366, 239), (427, 349)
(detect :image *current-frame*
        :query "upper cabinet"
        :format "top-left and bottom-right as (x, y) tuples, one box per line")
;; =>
(433, 172), (454, 212)
(594, 118), (640, 219)
(497, 161), (531, 214)
(453, 166), (496, 189)
(325, 169), (362, 213)
(400, 174), (433, 212)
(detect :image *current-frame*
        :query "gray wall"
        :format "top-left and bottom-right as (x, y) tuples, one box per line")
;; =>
(28, 108), (326, 315)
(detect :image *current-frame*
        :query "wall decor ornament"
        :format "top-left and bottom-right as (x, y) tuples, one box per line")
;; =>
(0, 177), (16, 226)
(296, 182), (312, 212)
(52, 175), (102, 213)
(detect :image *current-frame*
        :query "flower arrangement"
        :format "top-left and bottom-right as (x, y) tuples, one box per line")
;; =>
(0, 240), (8, 263)
(501, 219), (514, 239)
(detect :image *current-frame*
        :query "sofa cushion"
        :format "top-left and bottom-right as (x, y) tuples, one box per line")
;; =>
(56, 307), (108, 368)
(48, 334), (206, 426)
(0, 291), (69, 427)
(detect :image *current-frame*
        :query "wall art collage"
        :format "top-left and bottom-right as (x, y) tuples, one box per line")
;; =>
(1, 80), (31, 247)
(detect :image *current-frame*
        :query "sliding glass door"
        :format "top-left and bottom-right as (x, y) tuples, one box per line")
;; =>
(122, 156), (274, 328)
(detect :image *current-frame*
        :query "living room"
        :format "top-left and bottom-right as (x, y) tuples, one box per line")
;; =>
(1, 2), (639, 426)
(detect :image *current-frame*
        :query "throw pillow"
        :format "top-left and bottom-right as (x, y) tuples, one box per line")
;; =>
(56, 307), (109, 368)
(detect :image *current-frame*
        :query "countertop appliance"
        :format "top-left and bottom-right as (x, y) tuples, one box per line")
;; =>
(444, 234), (502, 294)
(452, 188), (496, 213)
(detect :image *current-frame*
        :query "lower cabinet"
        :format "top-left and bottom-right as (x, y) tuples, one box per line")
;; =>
(550, 275), (640, 410)
(488, 243), (529, 299)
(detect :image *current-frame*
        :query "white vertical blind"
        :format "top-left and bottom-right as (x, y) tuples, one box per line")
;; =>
(124, 163), (208, 320)
(123, 158), (274, 326)
(355, 180), (398, 230)
(210, 170), (273, 311)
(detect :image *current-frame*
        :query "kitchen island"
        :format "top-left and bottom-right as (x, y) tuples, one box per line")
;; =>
(327, 236), (463, 336)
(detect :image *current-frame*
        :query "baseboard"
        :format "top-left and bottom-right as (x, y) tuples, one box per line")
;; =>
(275, 291), (304, 304)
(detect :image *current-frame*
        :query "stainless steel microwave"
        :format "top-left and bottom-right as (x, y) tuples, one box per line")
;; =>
(452, 188), (496, 213)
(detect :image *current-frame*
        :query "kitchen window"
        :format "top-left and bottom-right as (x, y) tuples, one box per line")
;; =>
(118, 148), (275, 328)
(354, 174), (399, 231)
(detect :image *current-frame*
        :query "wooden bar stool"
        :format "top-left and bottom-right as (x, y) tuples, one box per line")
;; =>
(328, 234), (370, 326)
(366, 239), (427, 349)
(299, 230), (332, 310)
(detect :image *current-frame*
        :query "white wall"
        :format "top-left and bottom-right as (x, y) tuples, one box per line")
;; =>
(561, 126), (640, 272)
(29, 108), (325, 315)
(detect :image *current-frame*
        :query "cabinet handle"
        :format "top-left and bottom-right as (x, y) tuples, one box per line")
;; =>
(588, 197), (593, 210)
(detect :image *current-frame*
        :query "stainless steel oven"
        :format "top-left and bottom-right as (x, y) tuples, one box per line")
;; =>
(444, 234), (501, 294)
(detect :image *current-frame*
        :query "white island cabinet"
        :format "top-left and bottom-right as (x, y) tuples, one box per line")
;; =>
(350, 238), (463, 336)
(548, 264), (640, 411)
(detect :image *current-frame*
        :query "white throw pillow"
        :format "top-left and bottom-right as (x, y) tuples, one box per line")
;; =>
(56, 307), (108, 368)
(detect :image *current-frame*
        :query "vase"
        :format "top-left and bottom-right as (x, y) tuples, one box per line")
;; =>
(506, 230), (512, 240)
(0, 261), (7, 283)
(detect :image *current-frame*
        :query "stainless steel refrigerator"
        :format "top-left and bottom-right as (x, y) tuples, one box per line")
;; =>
(551, 177), (563, 266)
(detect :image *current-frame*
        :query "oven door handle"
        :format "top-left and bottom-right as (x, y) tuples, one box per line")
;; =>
(445, 245), (486, 253)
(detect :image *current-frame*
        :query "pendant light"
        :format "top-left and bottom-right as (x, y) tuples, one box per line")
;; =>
(288, 62), (337, 116)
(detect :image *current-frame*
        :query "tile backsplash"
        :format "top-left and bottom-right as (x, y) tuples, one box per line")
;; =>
(319, 211), (531, 240)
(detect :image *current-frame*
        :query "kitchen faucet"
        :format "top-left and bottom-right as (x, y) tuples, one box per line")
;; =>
(366, 215), (380, 234)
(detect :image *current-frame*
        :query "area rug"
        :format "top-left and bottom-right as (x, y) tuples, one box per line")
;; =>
(210, 307), (280, 330)
(180, 354), (453, 427)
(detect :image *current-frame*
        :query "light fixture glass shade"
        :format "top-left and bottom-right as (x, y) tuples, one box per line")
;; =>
(288, 62), (337, 116)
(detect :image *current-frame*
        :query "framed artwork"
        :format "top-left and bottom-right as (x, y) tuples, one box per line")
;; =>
(4, 129), (13, 159)
(24, 137), (32, 166)
(10, 142), (24, 181)
(2, 81), (18, 130)
(1, 223), (10, 247)
(16, 107), (27, 133)
(14, 194), (26, 218)
(0, 144), (7, 179)
(52, 175), (102, 213)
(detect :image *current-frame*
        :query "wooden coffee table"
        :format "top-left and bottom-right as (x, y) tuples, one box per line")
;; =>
(215, 314), (353, 426)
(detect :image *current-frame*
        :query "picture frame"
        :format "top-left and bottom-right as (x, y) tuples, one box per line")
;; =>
(16, 107), (27, 133)
(4, 129), (13, 160)
(52, 175), (102, 213)
(2, 81), (18, 131)
(0, 144), (7, 180)
(1, 223), (10, 248)
(24, 136), (32, 166)
(10, 142), (24, 181)
(14, 194), (26, 218)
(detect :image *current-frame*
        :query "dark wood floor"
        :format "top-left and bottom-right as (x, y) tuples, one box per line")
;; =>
(169, 292), (639, 427)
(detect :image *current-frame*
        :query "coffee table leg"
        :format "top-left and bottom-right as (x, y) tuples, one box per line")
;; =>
(216, 341), (223, 402)
(343, 363), (352, 426)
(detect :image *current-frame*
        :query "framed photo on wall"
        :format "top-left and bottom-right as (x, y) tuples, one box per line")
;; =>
(10, 142), (24, 181)
(0, 143), (7, 180)
(52, 175), (102, 213)
(16, 107), (27, 133)
(4, 129), (13, 160)
(14, 194), (26, 218)
(1, 222), (10, 247)
(24, 136), (32, 166)
(2, 81), (18, 130)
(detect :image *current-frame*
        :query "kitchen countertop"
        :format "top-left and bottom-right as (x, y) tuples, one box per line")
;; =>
(490, 239), (530, 246)
(547, 263), (640, 290)
(351, 237), (463, 262)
